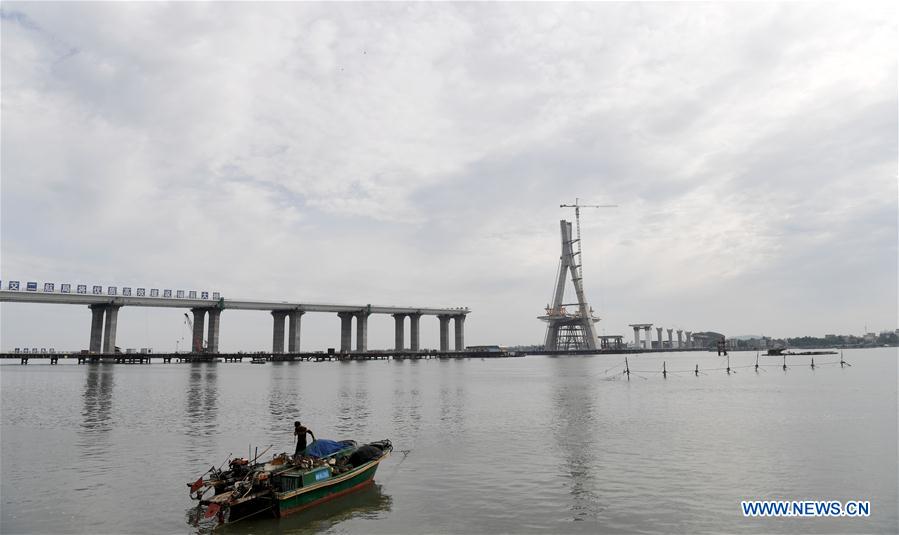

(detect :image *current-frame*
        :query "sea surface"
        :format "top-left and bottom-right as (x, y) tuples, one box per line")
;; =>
(1, 348), (896, 534)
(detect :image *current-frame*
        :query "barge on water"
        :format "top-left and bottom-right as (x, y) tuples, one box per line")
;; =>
(767, 348), (838, 356)
(189, 439), (392, 525)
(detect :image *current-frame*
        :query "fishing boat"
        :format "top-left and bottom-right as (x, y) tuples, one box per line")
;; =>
(188, 439), (392, 525)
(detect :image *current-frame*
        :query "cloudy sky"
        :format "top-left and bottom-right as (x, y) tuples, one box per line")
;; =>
(1, 2), (896, 352)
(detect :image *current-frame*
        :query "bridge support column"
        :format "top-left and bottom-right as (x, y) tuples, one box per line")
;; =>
(438, 315), (451, 352)
(644, 326), (653, 349)
(632, 326), (640, 349)
(453, 315), (465, 351)
(271, 311), (287, 354)
(393, 314), (406, 351)
(657, 327), (663, 350)
(191, 308), (207, 353)
(207, 309), (221, 353)
(409, 313), (421, 351)
(677, 330), (683, 348)
(686, 331), (693, 348)
(355, 312), (369, 352)
(288, 310), (303, 353)
(102, 305), (121, 354)
(667, 328), (673, 349)
(89, 304), (105, 353)
(338, 312), (353, 353)
(545, 324), (559, 351)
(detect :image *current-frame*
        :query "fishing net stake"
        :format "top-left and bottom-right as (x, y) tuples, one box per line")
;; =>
(662, 361), (667, 379)
(625, 357), (630, 381)
(783, 356), (787, 372)
(694, 364), (699, 377)
(840, 350), (851, 367)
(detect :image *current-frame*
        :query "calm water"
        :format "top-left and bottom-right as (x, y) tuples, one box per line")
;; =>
(1, 348), (896, 534)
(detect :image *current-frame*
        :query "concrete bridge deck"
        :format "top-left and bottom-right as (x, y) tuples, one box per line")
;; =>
(0, 290), (467, 316)
(0, 289), (470, 355)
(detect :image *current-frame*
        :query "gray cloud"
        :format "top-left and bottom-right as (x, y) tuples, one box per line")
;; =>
(1, 2), (895, 352)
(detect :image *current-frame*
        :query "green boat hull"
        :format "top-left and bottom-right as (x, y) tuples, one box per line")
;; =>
(275, 459), (383, 517)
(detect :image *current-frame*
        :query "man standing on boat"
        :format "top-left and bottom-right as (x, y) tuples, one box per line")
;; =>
(294, 421), (315, 456)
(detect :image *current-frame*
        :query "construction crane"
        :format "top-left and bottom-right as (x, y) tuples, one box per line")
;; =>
(559, 198), (618, 282)
(180, 313), (191, 353)
(538, 199), (618, 350)
(182, 312), (205, 353)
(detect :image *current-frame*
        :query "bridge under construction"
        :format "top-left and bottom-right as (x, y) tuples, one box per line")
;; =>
(539, 200), (703, 353)
(0, 288), (469, 355)
(539, 199), (616, 351)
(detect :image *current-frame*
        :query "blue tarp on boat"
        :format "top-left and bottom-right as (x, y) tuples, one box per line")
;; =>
(304, 439), (354, 458)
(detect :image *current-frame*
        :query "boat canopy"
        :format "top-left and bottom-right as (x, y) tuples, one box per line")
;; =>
(304, 439), (355, 458)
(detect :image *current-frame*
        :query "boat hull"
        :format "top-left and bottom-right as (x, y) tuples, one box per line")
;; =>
(193, 439), (392, 526)
(276, 460), (382, 517)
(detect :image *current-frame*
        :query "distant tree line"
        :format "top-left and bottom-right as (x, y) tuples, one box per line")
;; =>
(730, 331), (898, 350)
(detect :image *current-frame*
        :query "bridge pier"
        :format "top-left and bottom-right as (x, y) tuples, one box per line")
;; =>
(338, 312), (353, 352)
(454, 314), (465, 351)
(272, 311), (287, 353)
(207, 309), (221, 353)
(657, 327), (663, 350)
(438, 315), (451, 352)
(393, 313), (406, 351)
(667, 328), (673, 349)
(686, 331), (693, 348)
(89, 304), (105, 353)
(288, 310), (303, 353)
(677, 329), (683, 348)
(191, 308), (206, 352)
(409, 313), (421, 351)
(102, 305), (120, 354)
(355, 312), (369, 352)
(22, 293), (470, 357)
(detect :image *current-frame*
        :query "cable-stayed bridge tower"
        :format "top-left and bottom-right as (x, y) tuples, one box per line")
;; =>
(539, 199), (616, 351)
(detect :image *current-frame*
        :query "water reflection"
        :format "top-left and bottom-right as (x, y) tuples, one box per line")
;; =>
(76, 364), (117, 487)
(268, 362), (303, 438)
(551, 358), (602, 521)
(336, 362), (370, 437)
(80, 363), (115, 434)
(185, 363), (218, 456)
(392, 361), (422, 440)
(438, 360), (466, 433)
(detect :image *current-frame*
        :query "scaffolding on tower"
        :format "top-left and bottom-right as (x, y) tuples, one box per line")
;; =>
(538, 199), (616, 351)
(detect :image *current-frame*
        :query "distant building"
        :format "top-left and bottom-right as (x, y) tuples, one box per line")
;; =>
(692, 331), (725, 349)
